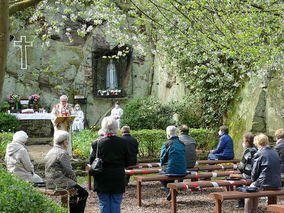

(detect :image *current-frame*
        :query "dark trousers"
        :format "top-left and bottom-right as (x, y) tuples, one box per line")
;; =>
(70, 184), (89, 213)
(161, 180), (174, 193)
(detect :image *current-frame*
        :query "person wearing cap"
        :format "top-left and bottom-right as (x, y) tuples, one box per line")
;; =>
(5, 131), (43, 183)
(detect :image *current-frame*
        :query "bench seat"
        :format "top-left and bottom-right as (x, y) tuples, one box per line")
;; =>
(209, 189), (284, 213)
(167, 179), (252, 213)
(135, 171), (240, 206)
(267, 204), (284, 213)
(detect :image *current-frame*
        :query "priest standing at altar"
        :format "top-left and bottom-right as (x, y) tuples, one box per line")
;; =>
(51, 95), (74, 157)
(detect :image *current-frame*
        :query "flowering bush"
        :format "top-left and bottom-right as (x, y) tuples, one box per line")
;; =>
(28, 94), (40, 109)
(6, 94), (20, 104)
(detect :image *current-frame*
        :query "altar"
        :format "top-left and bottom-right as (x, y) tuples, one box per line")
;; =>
(11, 113), (53, 145)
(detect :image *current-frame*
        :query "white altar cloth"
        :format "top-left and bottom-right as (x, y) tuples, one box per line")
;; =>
(11, 113), (51, 120)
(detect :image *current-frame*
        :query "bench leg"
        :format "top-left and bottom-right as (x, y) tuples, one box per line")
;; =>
(214, 199), (222, 213)
(171, 188), (177, 213)
(268, 196), (277, 205)
(137, 181), (142, 206)
(88, 173), (91, 190)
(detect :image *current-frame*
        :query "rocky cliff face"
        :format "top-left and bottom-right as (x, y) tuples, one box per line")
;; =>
(227, 71), (284, 158)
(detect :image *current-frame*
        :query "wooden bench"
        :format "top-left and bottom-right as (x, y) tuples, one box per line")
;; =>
(134, 171), (240, 206)
(86, 163), (239, 190)
(167, 179), (252, 213)
(209, 189), (284, 213)
(127, 159), (240, 169)
(267, 204), (284, 213)
(36, 187), (75, 209)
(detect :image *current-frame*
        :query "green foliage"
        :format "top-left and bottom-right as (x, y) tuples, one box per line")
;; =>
(0, 167), (66, 213)
(0, 113), (20, 132)
(0, 132), (13, 161)
(72, 128), (219, 161)
(72, 129), (98, 159)
(120, 96), (176, 130)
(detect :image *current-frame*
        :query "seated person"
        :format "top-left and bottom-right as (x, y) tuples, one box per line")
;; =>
(5, 131), (43, 183)
(236, 132), (258, 208)
(178, 124), (197, 168)
(120, 126), (139, 185)
(160, 126), (187, 201)
(45, 130), (88, 213)
(208, 125), (234, 160)
(245, 134), (281, 213)
(274, 128), (284, 178)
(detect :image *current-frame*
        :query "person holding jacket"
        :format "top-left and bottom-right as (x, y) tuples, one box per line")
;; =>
(208, 125), (234, 160)
(5, 131), (42, 183)
(90, 116), (130, 213)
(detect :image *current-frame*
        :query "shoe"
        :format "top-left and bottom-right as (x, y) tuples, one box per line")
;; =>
(160, 187), (167, 192)
(235, 199), (244, 208)
(167, 191), (171, 201)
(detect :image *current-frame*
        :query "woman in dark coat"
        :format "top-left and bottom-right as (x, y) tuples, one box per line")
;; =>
(245, 134), (281, 213)
(90, 116), (130, 213)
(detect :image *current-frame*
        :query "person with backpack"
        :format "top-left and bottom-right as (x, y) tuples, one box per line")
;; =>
(159, 126), (187, 201)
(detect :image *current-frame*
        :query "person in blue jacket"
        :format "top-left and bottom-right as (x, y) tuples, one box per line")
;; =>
(208, 125), (234, 160)
(159, 125), (187, 200)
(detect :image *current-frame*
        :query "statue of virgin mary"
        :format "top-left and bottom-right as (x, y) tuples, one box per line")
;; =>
(106, 59), (118, 89)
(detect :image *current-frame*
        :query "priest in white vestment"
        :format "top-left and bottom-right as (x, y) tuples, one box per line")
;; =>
(111, 101), (123, 129)
(50, 95), (74, 157)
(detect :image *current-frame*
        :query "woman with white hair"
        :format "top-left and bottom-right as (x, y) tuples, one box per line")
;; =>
(90, 116), (130, 213)
(5, 131), (42, 183)
(244, 134), (281, 213)
(45, 130), (88, 213)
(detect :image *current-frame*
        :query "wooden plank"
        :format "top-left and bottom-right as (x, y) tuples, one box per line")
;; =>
(171, 188), (177, 213)
(267, 204), (284, 213)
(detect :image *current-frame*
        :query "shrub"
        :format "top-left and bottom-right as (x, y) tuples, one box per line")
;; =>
(0, 166), (66, 213)
(72, 129), (98, 159)
(72, 128), (219, 161)
(0, 132), (13, 161)
(120, 96), (176, 130)
(0, 113), (20, 132)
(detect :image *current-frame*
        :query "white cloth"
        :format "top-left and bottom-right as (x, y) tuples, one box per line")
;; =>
(72, 110), (84, 131)
(111, 106), (123, 128)
(11, 113), (51, 120)
(5, 141), (42, 183)
(50, 103), (74, 156)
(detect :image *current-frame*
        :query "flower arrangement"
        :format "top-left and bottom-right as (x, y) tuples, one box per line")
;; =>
(6, 94), (20, 104)
(28, 94), (40, 109)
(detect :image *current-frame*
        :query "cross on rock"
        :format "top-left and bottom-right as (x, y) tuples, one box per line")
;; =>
(14, 36), (33, 69)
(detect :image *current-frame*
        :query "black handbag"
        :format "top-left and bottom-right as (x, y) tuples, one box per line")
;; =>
(89, 140), (103, 175)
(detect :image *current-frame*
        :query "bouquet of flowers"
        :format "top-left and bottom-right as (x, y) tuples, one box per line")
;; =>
(7, 94), (20, 104)
(28, 94), (40, 109)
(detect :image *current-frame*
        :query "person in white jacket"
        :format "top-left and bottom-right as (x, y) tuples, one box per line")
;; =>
(5, 131), (42, 183)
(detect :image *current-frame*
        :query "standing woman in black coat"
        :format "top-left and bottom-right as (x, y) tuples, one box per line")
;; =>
(90, 116), (130, 213)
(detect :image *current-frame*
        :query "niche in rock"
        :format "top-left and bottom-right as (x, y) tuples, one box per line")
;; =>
(92, 45), (132, 98)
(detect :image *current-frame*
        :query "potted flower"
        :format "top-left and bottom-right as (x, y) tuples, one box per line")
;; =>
(28, 94), (40, 110)
(7, 94), (21, 111)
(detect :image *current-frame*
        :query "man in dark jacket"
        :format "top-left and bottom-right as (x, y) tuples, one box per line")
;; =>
(120, 126), (139, 185)
(208, 125), (234, 160)
(274, 128), (284, 178)
(178, 124), (197, 168)
(160, 126), (187, 200)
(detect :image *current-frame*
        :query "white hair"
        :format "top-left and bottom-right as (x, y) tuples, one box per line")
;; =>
(166, 126), (177, 137)
(60, 95), (68, 101)
(54, 130), (68, 145)
(13, 131), (28, 144)
(101, 116), (118, 134)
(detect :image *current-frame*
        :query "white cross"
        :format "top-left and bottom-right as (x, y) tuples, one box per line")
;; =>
(14, 36), (33, 69)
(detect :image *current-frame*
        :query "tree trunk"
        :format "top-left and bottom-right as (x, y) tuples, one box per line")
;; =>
(0, 0), (9, 105)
